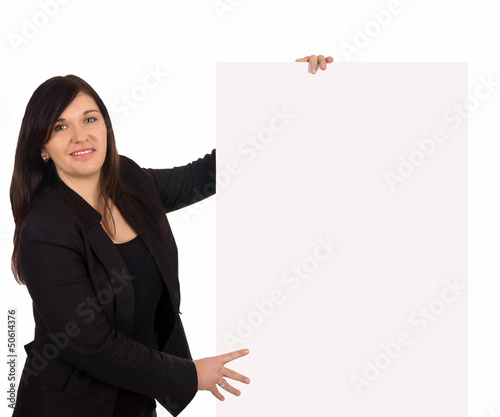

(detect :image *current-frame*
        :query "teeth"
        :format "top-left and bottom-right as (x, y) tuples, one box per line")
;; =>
(72, 150), (93, 156)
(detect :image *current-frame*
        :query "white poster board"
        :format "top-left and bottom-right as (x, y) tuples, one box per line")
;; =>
(216, 63), (467, 416)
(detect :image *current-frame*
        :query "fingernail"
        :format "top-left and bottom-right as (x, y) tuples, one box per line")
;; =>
(236, 390), (241, 395)
(246, 378), (250, 383)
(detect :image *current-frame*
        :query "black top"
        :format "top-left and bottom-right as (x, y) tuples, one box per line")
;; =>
(112, 234), (165, 417)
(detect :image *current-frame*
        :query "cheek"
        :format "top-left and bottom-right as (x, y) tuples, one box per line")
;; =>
(92, 126), (107, 142)
(45, 139), (66, 158)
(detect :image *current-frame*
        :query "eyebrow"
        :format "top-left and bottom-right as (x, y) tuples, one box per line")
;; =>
(56, 109), (100, 122)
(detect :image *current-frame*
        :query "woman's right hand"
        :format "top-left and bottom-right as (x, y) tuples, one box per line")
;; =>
(296, 54), (334, 74)
(193, 348), (250, 401)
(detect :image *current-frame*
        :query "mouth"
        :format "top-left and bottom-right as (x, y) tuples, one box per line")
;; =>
(69, 147), (96, 157)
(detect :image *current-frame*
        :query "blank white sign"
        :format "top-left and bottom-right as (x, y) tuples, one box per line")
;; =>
(216, 63), (467, 417)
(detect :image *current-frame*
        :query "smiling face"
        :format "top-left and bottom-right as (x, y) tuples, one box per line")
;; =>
(41, 92), (107, 186)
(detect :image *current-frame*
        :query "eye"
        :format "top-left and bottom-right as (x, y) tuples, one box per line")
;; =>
(54, 124), (67, 132)
(85, 117), (97, 123)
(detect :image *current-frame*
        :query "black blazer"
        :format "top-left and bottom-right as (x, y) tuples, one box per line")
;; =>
(12, 150), (216, 417)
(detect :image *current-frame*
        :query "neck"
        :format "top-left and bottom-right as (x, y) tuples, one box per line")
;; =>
(56, 169), (102, 211)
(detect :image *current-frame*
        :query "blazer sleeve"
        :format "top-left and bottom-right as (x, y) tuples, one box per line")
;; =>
(142, 149), (216, 213)
(19, 215), (197, 416)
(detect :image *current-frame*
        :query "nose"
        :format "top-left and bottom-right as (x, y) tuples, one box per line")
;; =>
(71, 123), (88, 143)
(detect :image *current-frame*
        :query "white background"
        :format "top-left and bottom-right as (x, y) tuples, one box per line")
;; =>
(0, 1), (497, 416)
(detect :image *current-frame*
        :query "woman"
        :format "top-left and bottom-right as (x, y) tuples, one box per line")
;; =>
(10, 55), (333, 417)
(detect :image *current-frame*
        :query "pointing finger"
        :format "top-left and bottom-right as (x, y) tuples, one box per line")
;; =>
(219, 348), (250, 365)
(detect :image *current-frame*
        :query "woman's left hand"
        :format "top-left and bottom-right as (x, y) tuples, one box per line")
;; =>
(193, 348), (250, 401)
(296, 55), (334, 74)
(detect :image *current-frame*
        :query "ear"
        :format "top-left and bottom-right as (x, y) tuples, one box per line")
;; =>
(40, 146), (50, 161)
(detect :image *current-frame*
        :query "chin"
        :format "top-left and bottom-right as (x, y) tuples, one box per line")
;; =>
(69, 163), (103, 178)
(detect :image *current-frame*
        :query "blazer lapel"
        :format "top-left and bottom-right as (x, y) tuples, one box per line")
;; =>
(85, 223), (136, 335)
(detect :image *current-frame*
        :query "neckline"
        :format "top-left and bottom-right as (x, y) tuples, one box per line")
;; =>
(114, 234), (140, 246)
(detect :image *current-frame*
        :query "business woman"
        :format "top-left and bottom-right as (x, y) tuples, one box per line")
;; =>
(10, 55), (333, 417)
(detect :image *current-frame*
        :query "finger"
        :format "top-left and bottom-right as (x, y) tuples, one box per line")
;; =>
(317, 55), (327, 71)
(211, 387), (225, 401)
(219, 348), (249, 365)
(223, 367), (251, 384)
(309, 55), (318, 74)
(326, 56), (334, 63)
(295, 56), (310, 62)
(219, 380), (241, 397)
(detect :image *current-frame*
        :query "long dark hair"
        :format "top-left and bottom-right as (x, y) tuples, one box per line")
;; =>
(10, 75), (168, 284)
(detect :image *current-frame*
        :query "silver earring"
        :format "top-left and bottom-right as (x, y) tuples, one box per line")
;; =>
(41, 153), (48, 163)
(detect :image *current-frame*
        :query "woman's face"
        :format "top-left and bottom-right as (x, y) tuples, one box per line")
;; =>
(42, 92), (107, 186)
